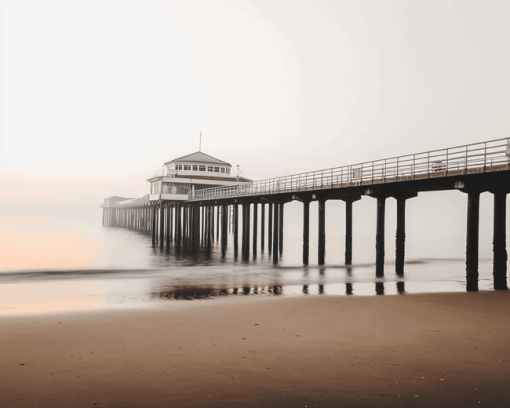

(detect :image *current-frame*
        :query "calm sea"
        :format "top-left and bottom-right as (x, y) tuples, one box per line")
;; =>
(0, 201), (498, 316)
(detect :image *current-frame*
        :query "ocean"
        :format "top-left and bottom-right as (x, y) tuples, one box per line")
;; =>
(0, 198), (499, 316)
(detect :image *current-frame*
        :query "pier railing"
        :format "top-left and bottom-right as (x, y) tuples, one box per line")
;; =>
(189, 138), (510, 202)
(117, 195), (150, 207)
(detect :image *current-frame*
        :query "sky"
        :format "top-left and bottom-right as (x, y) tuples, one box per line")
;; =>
(1, 0), (510, 207)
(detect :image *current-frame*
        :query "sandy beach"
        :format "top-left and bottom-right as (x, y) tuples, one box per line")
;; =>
(1, 291), (509, 408)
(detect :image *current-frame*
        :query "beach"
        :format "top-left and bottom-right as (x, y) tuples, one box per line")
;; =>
(1, 291), (509, 408)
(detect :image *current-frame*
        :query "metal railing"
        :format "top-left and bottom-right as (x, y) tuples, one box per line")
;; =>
(189, 138), (510, 202)
(116, 195), (150, 207)
(153, 169), (177, 177)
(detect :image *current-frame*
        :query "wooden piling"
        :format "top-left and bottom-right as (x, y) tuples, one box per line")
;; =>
(493, 191), (508, 290)
(303, 200), (310, 265)
(375, 197), (386, 277)
(233, 204), (239, 257)
(466, 191), (480, 291)
(279, 203), (284, 254)
(268, 203), (273, 253)
(395, 197), (406, 276)
(273, 202), (279, 263)
(318, 199), (326, 265)
(253, 203), (258, 256)
(151, 205), (156, 246)
(261, 203), (265, 252)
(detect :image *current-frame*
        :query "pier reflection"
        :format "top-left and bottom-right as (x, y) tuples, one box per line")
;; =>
(150, 279), (407, 301)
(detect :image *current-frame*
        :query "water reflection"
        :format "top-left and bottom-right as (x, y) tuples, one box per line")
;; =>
(149, 280), (407, 301)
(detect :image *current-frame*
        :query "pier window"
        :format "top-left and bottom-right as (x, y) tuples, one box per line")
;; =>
(214, 167), (219, 172)
(207, 166), (213, 172)
(183, 165), (191, 171)
(151, 182), (160, 194)
(199, 165), (206, 171)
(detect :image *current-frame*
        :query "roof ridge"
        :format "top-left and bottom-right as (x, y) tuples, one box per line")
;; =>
(164, 151), (231, 166)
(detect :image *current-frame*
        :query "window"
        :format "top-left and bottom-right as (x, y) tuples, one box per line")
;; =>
(192, 165), (198, 171)
(207, 166), (213, 172)
(199, 166), (206, 171)
(176, 164), (182, 170)
(183, 165), (191, 171)
(220, 168), (225, 173)
(226, 168), (231, 174)
(214, 167), (219, 172)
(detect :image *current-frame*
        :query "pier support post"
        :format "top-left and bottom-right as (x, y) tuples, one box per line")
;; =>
(221, 205), (228, 257)
(318, 198), (326, 265)
(466, 191), (481, 291)
(244, 203), (251, 260)
(493, 191), (508, 290)
(151, 205), (156, 246)
(303, 200), (310, 265)
(253, 203), (258, 256)
(395, 197), (406, 276)
(279, 203), (284, 254)
(169, 205), (173, 243)
(261, 203), (265, 252)
(393, 192), (417, 276)
(341, 196), (361, 265)
(175, 203), (182, 247)
(375, 196), (387, 277)
(273, 202), (279, 263)
(268, 203), (273, 253)
(216, 205), (220, 242)
(233, 203), (239, 257)
(159, 202), (165, 248)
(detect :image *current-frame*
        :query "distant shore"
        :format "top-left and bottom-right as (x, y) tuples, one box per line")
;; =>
(1, 291), (509, 407)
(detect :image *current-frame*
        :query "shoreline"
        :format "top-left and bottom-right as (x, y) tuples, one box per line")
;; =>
(1, 291), (509, 407)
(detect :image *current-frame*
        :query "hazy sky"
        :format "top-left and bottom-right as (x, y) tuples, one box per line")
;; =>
(1, 0), (510, 206)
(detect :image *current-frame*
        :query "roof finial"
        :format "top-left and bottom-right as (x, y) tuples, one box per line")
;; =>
(199, 131), (202, 152)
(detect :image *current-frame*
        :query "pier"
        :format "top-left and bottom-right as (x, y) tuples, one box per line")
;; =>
(101, 138), (510, 291)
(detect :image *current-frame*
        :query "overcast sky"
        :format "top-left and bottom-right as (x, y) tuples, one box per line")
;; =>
(1, 0), (509, 206)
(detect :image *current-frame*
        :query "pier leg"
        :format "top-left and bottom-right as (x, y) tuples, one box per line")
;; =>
(493, 191), (508, 290)
(318, 199), (326, 266)
(233, 204), (239, 258)
(221, 205), (228, 257)
(253, 203), (258, 256)
(303, 200), (310, 265)
(273, 202), (279, 263)
(159, 203), (165, 248)
(375, 196), (386, 277)
(395, 198), (406, 276)
(170, 206), (173, 242)
(175, 204), (182, 247)
(341, 197), (362, 265)
(466, 191), (480, 291)
(151, 205), (156, 246)
(216, 206), (220, 241)
(201, 206), (205, 243)
(245, 203), (251, 260)
(279, 203), (284, 254)
(345, 200), (353, 265)
(261, 203), (265, 252)
(268, 203), (273, 253)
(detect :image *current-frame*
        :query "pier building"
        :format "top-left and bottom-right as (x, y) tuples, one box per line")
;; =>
(149, 151), (251, 202)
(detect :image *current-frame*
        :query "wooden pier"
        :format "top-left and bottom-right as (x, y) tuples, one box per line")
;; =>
(101, 138), (510, 291)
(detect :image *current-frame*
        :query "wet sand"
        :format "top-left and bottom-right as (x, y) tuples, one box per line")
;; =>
(1, 291), (509, 408)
